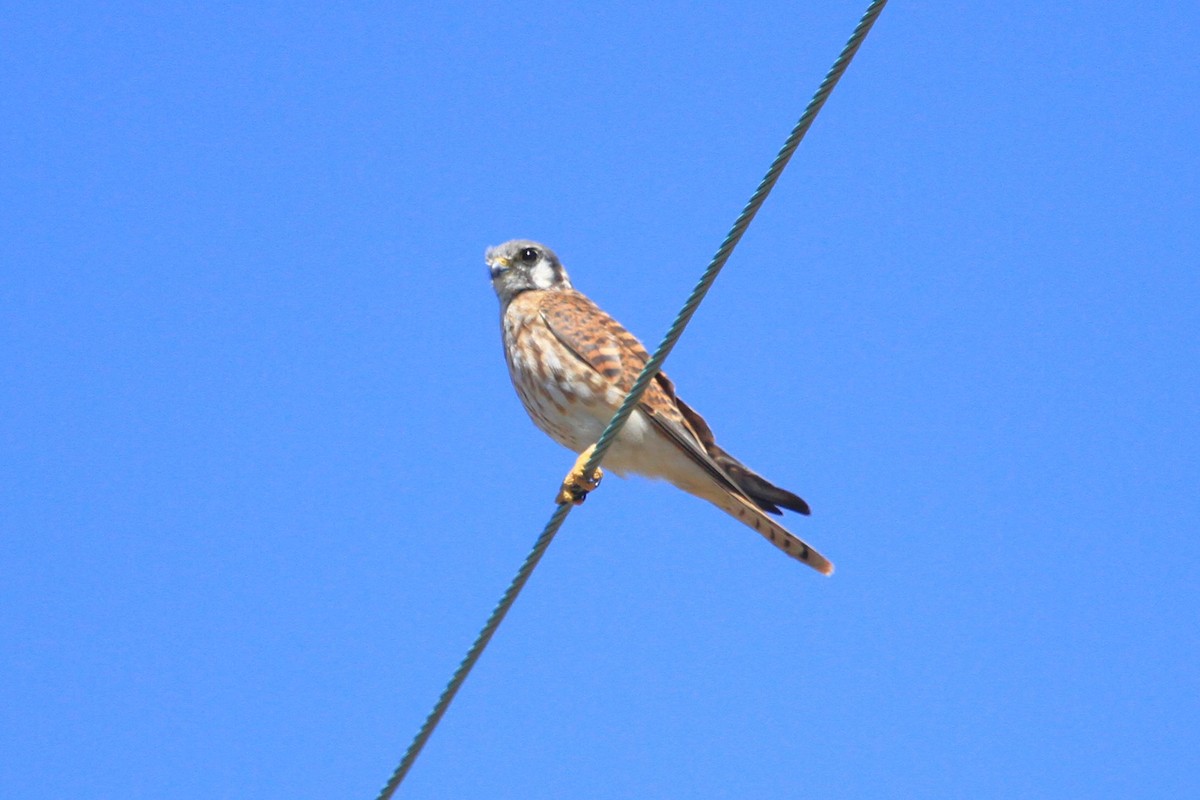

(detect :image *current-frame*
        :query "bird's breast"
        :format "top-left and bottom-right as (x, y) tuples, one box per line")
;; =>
(501, 301), (622, 453)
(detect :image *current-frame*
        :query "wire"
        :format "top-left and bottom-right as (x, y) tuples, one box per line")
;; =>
(375, 2), (888, 796)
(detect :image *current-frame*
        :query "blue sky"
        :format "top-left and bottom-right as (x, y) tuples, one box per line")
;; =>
(2, 2), (1198, 797)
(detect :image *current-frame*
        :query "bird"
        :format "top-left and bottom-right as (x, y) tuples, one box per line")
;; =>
(485, 239), (833, 575)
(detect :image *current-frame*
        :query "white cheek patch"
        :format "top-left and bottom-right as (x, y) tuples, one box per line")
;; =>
(530, 261), (558, 289)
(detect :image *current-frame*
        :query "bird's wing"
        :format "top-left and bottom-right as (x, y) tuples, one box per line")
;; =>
(539, 289), (830, 575)
(674, 394), (811, 515)
(538, 290), (753, 501)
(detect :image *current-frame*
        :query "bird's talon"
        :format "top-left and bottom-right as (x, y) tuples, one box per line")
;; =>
(556, 485), (589, 506)
(557, 446), (603, 506)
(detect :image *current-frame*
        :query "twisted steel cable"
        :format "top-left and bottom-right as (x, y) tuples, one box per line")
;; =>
(376, 2), (888, 795)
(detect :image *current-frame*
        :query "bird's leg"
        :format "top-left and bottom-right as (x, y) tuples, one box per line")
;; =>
(556, 444), (604, 506)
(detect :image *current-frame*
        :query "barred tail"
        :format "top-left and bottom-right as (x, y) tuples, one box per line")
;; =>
(702, 486), (834, 575)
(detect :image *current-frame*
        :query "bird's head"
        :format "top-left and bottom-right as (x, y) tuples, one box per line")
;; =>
(485, 239), (572, 306)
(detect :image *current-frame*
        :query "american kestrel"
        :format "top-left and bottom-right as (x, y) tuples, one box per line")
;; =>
(486, 239), (833, 575)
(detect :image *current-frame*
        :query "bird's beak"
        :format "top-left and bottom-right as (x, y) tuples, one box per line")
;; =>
(488, 256), (512, 279)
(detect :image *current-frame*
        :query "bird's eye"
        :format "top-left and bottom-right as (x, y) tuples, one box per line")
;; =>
(519, 247), (540, 264)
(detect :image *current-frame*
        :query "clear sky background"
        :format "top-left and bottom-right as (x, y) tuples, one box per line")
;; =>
(2, 2), (1198, 798)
